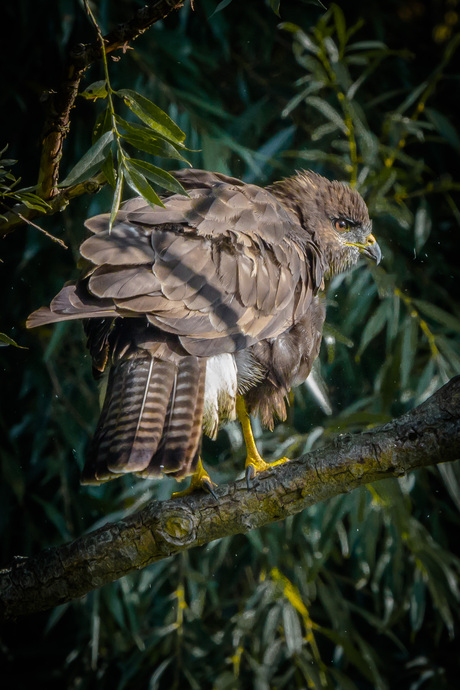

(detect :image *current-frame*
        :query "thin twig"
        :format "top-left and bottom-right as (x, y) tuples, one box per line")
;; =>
(16, 213), (68, 249)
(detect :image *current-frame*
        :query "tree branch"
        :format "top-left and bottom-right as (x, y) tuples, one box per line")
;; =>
(1, 377), (459, 621)
(0, 1), (184, 238)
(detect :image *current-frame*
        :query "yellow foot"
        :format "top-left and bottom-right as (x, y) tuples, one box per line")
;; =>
(236, 395), (289, 488)
(245, 453), (289, 488)
(171, 459), (218, 500)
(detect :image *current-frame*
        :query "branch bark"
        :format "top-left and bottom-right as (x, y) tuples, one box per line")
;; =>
(1, 377), (460, 622)
(0, 0), (183, 238)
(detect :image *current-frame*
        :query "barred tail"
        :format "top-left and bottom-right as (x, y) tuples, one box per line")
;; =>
(81, 353), (206, 484)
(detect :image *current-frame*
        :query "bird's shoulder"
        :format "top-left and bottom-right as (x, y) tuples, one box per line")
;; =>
(84, 168), (304, 248)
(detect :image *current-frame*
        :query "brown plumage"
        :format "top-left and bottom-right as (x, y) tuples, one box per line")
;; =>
(27, 168), (381, 484)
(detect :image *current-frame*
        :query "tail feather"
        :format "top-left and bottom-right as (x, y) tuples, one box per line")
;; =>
(138, 357), (206, 478)
(81, 352), (206, 484)
(186, 362), (206, 460)
(123, 359), (176, 471)
(26, 284), (116, 328)
(27, 306), (115, 328)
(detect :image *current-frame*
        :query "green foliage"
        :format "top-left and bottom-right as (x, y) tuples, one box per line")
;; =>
(1, 1), (460, 688)
(62, 74), (190, 226)
(0, 145), (51, 217)
(0, 332), (25, 348)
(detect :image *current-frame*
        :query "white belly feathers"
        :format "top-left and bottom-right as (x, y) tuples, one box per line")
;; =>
(202, 354), (238, 438)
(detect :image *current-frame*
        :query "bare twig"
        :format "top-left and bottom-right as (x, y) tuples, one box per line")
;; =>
(16, 213), (68, 249)
(1, 376), (459, 621)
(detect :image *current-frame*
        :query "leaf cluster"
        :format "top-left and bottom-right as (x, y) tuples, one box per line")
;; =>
(0, 145), (51, 219)
(63, 85), (190, 229)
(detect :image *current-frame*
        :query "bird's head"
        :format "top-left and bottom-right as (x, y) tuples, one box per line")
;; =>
(270, 170), (381, 276)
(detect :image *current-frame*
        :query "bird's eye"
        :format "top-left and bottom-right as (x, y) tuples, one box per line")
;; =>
(334, 219), (350, 232)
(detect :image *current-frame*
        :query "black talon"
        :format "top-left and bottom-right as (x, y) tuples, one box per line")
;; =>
(203, 479), (219, 501)
(246, 465), (255, 490)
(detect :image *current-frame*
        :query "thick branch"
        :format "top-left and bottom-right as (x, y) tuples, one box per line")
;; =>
(1, 377), (460, 621)
(0, 1), (183, 238)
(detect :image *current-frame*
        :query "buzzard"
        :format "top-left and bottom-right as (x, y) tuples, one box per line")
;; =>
(27, 169), (381, 494)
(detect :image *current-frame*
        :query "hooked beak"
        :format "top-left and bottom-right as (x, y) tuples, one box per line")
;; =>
(362, 234), (382, 264)
(347, 234), (382, 264)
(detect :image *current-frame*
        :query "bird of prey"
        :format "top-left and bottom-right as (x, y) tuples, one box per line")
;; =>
(27, 168), (381, 495)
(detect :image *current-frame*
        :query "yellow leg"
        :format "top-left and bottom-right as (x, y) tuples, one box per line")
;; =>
(236, 397), (289, 485)
(171, 458), (218, 499)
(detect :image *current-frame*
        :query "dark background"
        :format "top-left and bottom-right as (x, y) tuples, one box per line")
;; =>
(1, 1), (460, 688)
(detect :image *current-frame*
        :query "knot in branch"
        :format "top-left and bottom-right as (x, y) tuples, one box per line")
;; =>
(156, 505), (196, 547)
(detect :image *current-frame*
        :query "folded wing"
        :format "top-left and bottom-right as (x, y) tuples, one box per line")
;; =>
(27, 170), (323, 358)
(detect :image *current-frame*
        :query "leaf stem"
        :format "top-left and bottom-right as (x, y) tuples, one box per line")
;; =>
(83, 0), (125, 227)
(394, 287), (440, 360)
(316, 42), (359, 186)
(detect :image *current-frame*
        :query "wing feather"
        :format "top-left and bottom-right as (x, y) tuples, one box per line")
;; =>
(88, 266), (160, 299)
(80, 223), (155, 265)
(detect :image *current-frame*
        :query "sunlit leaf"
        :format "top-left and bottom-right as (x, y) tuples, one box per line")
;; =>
(0, 332), (26, 348)
(331, 4), (347, 52)
(413, 299), (460, 334)
(282, 82), (323, 118)
(119, 125), (190, 163)
(80, 80), (109, 101)
(281, 604), (303, 656)
(308, 97), (348, 134)
(128, 159), (186, 195)
(356, 300), (389, 358)
(323, 323), (354, 348)
(12, 191), (51, 212)
(108, 167), (124, 232)
(270, 0), (281, 17)
(414, 201), (432, 253)
(123, 159), (164, 209)
(311, 122), (339, 141)
(101, 151), (117, 189)
(116, 89), (186, 145)
(150, 659), (173, 689)
(60, 131), (114, 187)
(324, 36), (340, 64)
(281, 23), (320, 55)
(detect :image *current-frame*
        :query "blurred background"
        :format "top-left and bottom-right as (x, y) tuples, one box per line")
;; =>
(1, 0), (460, 687)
